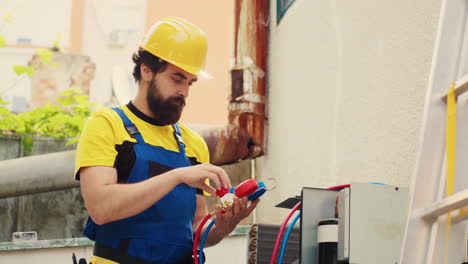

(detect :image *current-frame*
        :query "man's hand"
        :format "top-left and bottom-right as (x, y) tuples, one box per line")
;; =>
(174, 163), (231, 196)
(213, 197), (260, 237)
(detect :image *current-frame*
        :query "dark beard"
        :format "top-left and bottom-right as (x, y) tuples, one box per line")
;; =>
(146, 77), (186, 126)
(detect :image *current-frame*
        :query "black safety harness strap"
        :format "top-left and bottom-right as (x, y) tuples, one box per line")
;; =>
(93, 243), (205, 264)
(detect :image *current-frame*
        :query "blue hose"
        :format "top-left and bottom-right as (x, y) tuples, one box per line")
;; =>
(199, 218), (216, 264)
(277, 212), (301, 264)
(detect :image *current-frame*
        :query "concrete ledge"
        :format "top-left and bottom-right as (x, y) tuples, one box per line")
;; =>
(0, 226), (250, 251)
(0, 237), (93, 251)
(229, 225), (250, 237)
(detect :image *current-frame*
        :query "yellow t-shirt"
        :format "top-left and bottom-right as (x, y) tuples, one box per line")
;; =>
(74, 103), (209, 183)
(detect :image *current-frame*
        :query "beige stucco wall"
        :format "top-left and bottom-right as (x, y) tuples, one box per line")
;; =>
(258, 0), (442, 223)
(147, 0), (232, 125)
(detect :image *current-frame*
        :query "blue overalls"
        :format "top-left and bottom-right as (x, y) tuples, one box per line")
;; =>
(83, 107), (198, 264)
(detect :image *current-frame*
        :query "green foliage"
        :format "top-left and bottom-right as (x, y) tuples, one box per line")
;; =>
(0, 98), (20, 136)
(11, 48), (59, 77)
(0, 12), (82, 154)
(0, 88), (99, 152)
(52, 33), (64, 50)
(36, 48), (58, 67)
(12, 65), (34, 76)
(3, 13), (12, 23)
(0, 13), (12, 48)
(0, 35), (5, 48)
(0, 97), (9, 105)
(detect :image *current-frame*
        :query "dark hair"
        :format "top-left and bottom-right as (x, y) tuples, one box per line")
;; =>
(132, 48), (167, 82)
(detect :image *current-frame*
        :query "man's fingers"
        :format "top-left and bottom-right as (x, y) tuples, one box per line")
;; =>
(214, 205), (223, 216)
(239, 197), (247, 212)
(205, 164), (231, 189)
(215, 204), (229, 217)
(233, 197), (241, 215)
(246, 198), (260, 213)
(199, 182), (216, 196)
(205, 171), (221, 190)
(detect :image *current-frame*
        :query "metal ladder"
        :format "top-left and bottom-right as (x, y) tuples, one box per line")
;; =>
(399, 0), (468, 263)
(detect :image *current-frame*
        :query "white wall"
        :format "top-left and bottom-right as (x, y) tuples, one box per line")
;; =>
(258, 0), (441, 223)
(204, 236), (247, 264)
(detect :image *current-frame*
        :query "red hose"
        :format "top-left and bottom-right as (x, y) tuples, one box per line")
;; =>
(193, 213), (212, 264)
(269, 201), (301, 264)
(269, 184), (350, 264)
(327, 184), (350, 190)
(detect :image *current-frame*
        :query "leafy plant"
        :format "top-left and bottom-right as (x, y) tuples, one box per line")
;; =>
(0, 13), (87, 154)
(1, 88), (98, 153)
(0, 97), (20, 136)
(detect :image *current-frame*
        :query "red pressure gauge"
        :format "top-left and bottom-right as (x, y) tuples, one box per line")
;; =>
(234, 179), (259, 198)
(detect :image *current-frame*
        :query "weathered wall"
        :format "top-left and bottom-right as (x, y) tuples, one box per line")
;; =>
(0, 188), (86, 242)
(28, 52), (95, 110)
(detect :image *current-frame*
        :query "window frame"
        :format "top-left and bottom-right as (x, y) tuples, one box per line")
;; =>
(277, 0), (296, 24)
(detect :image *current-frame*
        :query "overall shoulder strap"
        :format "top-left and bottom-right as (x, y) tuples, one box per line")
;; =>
(111, 107), (145, 143)
(172, 123), (186, 155)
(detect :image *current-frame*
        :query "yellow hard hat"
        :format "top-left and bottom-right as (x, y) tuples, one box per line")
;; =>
(140, 17), (209, 77)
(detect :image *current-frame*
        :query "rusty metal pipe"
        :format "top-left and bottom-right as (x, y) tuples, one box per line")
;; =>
(229, 0), (269, 158)
(188, 124), (251, 165)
